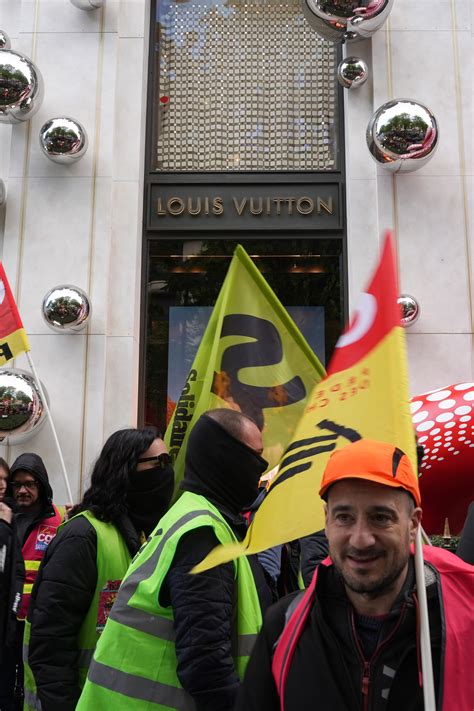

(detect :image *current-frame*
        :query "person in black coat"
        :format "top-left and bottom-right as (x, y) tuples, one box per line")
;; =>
(0, 458), (25, 711)
(26, 427), (175, 711)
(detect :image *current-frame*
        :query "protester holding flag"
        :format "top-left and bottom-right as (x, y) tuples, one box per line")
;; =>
(235, 439), (474, 711)
(24, 427), (173, 711)
(77, 409), (272, 711)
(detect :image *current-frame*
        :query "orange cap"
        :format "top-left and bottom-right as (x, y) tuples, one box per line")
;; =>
(319, 439), (421, 506)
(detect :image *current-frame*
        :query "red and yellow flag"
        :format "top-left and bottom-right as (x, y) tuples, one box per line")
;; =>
(194, 231), (417, 572)
(0, 264), (30, 365)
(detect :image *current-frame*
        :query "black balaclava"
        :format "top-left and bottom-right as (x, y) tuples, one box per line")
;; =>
(180, 414), (268, 515)
(127, 463), (174, 537)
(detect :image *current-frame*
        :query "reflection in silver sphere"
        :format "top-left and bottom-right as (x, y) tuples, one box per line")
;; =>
(0, 369), (47, 443)
(0, 30), (11, 50)
(42, 285), (91, 332)
(0, 179), (6, 207)
(366, 99), (439, 173)
(39, 117), (88, 164)
(398, 295), (420, 326)
(0, 50), (44, 124)
(337, 56), (368, 89)
(70, 0), (104, 9)
(302, 0), (395, 42)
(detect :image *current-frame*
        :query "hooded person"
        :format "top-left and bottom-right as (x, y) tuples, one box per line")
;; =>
(77, 408), (273, 711)
(24, 427), (174, 711)
(0, 453), (65, 711)
(0, 457), (25, 711)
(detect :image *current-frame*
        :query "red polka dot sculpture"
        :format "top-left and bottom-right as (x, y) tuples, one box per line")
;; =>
(412, 383), (474, 535)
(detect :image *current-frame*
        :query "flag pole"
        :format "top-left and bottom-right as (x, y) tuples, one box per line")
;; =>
(26, 351), (74, 503)
(414, 526), (436, 710)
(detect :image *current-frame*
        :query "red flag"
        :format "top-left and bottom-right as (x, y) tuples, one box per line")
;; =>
(0, 264), (30, 364)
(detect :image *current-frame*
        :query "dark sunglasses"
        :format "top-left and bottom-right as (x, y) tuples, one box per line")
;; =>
(137, 453), (171, 469)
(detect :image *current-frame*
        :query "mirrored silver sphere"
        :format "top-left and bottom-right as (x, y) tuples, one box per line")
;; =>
(367, 99), (439, 173)
(302, 0), (395, 42)
(39, 117), (88, 164)
(337, 56), (368, 89)
(0, 49), (44, 124)
(0, 368), (47, 443)
(70, 0), (104, 9)
(398, 295), (420, 326)
(42, 285), (91, 332)
(0, 30), (11, 50)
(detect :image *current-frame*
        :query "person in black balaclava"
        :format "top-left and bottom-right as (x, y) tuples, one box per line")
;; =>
(25, 428), (174, 711)
(157, 409), (272, 711)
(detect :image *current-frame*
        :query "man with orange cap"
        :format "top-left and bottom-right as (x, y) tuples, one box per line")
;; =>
(236, 439), (474, 711)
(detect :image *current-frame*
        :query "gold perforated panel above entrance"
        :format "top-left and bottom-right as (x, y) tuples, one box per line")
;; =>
(152, 0), (338, 172)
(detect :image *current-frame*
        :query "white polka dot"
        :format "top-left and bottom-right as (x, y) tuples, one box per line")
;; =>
(448, 447), (455, 451)
(426, 390), (452, 402)
(454, 383), (474, 390)
(425, 464), (432, 469)
(459, 437), (465, 441)
(424, 448), (431, 454)
(433, 435), (442, 441)
(410, 401), (424, 414)
(438, 399), (456, 409)
(460, 415), (471, 422)
(470, 444), (474, 448)
(460, 423), (468, 429)
(438, 457), (444, 461)
(465, 440), (471, 445)
(431, 428), (441, 435)
(445, 422), (456, 428)
(417, 421), (435, 432)
(413, 411), (429, 423)
(418, 435), (428, 443)
(436, 412), (454, 423)
(454, 451), (460, 455)
(455, 405), (471, 416)
(430, 455), (437, 460)
(463, 392), (474, 401)
(432, 447), (439, 453)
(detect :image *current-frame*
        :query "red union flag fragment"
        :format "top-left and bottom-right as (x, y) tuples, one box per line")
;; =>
(0, 264), (30, 364)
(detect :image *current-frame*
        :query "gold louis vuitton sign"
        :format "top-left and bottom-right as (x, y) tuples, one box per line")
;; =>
(156, 195), (333, 217)
(148, 183), (342, 232)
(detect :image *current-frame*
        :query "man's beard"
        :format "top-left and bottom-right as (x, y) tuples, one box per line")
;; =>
(335, 550), (409, 599)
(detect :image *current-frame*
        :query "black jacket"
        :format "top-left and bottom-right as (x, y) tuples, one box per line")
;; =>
(27, 513), (140, 711)
(0, 508), (24, 660)
(235, 560), (442, 711)
(159, 502), (272, 711)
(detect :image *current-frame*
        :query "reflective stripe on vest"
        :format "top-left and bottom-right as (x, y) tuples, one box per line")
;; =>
(88, 660), (195, 710)
(78, 493), (263, 710)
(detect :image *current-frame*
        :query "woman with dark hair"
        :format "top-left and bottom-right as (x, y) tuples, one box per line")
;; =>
(23, 428), (174, 711)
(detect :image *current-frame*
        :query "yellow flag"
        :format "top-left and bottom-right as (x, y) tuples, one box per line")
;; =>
(194, 232), (416, 572)
(164, 244), (325, 495)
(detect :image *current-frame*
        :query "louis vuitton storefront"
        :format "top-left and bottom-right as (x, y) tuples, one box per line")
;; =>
(141, 0), (347, 432)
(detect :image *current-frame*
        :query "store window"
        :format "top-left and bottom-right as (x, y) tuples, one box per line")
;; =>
(151, 0), (339, 172)
(143, 238), (343, 432)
